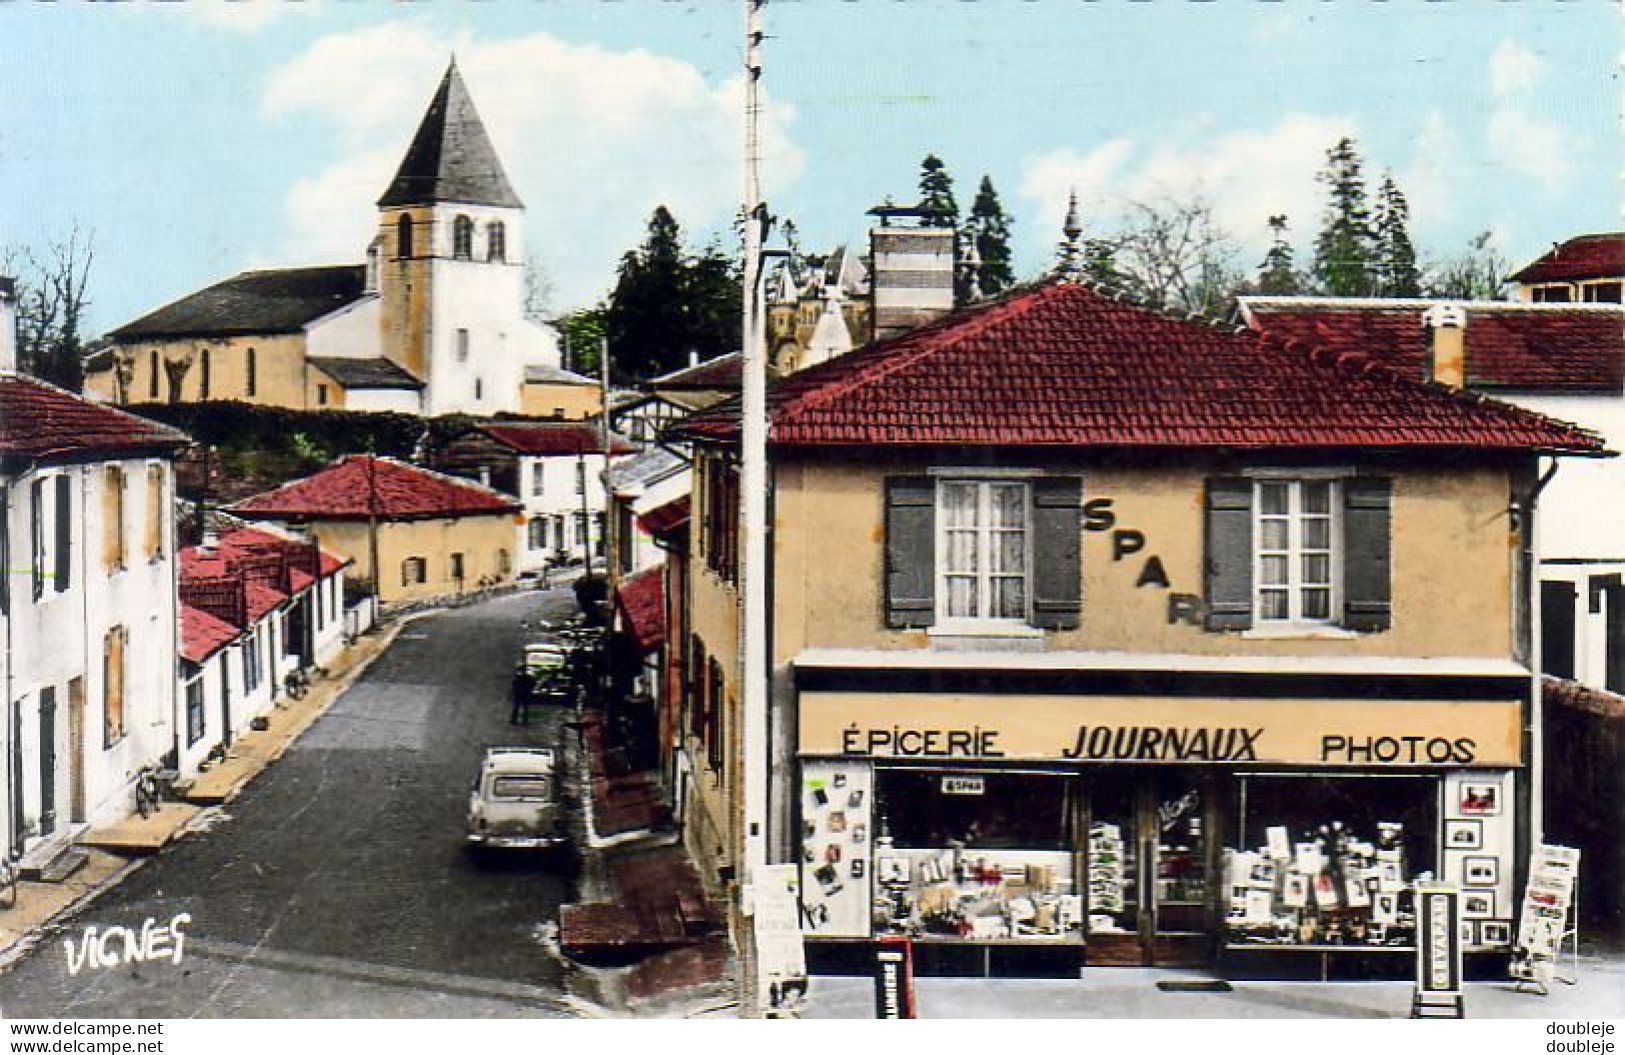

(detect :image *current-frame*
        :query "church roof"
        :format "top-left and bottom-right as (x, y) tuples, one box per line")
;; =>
(378, 60), (522, 210)
(308, 356), (425, 390)
(109, 266), (367, 341)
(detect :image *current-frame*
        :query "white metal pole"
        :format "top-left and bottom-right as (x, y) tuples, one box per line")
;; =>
(738, 0), (770, 1019)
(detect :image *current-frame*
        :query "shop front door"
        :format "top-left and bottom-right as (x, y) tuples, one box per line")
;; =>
(1086, 770), (1213, 967)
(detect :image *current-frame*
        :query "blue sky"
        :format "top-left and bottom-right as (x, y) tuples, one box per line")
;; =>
(0, 1), (1615, 336)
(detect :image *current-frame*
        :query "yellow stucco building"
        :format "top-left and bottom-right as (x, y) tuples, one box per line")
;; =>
(672, 281), (1606, 979)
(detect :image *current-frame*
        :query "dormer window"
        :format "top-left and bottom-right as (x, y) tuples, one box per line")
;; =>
(487, 221), (507, 263)
(454, 215), (474, 260)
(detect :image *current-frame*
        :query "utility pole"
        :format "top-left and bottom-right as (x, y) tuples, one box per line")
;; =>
(600, 335), (617, 591)
(738, 0), (771, 1019)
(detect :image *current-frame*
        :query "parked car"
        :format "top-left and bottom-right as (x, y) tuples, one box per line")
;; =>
(467, 747), (565, 850)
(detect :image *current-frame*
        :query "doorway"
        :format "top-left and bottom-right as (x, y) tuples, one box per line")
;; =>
(1085, 769), (1214, 967)
(38, 687), (57, 837)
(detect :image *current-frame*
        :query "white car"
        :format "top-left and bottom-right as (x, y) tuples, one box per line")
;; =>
(467, 747), (565, 850)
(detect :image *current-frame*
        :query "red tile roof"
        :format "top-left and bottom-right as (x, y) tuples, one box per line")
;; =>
(637, 495), (690, 539)
(1242, 299), (1625, 393)
(0, 373), (188, 468)
(180, 603), (240, 665)
(1512, 233), (1625, 285)
(231, 455), (520, 520)
(615, 566), (666, 656)
(478, 423), (634, 456)
(179, 525), (348, 638)
(676, 283), (1606, 455)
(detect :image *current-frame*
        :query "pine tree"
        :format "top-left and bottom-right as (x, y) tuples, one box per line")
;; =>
(1311, 137), (1376, 296)
(1257, 214), (1302, 295)
(917, 155), (959, 228)
(1372, 174), (1421, 298)
(606, 206), (740, 381)
(965, 175), (1015, 296)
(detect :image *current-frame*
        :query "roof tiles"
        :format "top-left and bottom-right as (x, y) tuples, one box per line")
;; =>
(675, 283), (1605, 456)
(1512, 233), (1625, 285)
(478, 423), (634, 456)
(0, 373), (188, 467)
(232, 454), (521, 520)
(110, 266), (366, 341)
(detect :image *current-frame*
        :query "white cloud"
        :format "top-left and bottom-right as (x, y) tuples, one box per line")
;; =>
(189, 0), (312, 33)
(1019, 113), (1357, 260)
(261, 22), (804, 310)
(1490, 39), (1541, 99)
(1483, 38), (1570, 192)
(1398, 109), (1460, 233)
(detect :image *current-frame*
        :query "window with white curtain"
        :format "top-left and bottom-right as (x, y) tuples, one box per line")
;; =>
(936, 480), (1029, 622)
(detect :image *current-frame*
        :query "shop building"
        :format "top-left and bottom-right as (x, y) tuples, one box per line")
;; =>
(673, 282), (1606, 978)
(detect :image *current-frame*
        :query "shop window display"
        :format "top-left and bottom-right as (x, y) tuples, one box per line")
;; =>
(1227, 775), (1438, 948)
(870, 770), (1082, 941)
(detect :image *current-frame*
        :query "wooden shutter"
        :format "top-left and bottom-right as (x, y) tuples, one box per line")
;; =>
(54, 474), (71, 593)
(1030, 476), (1083, 630)
(30, 480), (44, 600)
(1205, 477), (1253, 630)
(884, 477), (935, 628)
(145, 464), (163, 560)
(1342, 477), (1393, 631)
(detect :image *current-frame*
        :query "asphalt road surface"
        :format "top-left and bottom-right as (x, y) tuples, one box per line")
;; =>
(0, 588), (589, 1018)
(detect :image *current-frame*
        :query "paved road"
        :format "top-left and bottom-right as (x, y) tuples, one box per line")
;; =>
(0, 589), (590, 1018)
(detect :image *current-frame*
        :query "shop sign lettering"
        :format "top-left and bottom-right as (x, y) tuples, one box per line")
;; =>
(1321, 735), (1476, 765)
(841, 725), (1002, 758)
(1083, 498), (1205, 626)
(1062, 725), (1262, 761)
(940, 776), (985, 796)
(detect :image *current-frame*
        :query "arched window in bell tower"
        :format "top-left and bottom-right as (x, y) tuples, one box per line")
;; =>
(453, 215), (474, 260)
(396, 214), (414, 259)
(487, 221), (507, 263)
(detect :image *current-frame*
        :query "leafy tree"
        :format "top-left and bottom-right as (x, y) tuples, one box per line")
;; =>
(1372, 174), (1421, 297)
(1256, 214), (1304, 295)
(1311, 137), (1376, 297)
(1426, 231), (1510, 301)
(557, 307), (608, 377)
(917, 154), (958, 228)
(605, 206), (741, 382)
(3, 224), (95, 391)
(965, 175), (1015, 297)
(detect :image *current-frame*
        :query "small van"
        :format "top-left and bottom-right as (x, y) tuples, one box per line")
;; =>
(467, 747), (565, 850)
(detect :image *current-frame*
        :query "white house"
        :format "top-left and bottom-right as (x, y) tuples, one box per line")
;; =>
(0, 371), (188, 865)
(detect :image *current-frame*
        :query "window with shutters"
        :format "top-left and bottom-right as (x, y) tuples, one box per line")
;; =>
(145, 463), (164, 561)
(103, 465), (126, 572)
(185, 674), (205, 746)
(936, 480), (1030, 624)
(528, 517), (548, 550)
(701, 457), (740, 584)
(884, 474), (1081, 632)
(103, 626), (127, 747)
(1205, 474), (1391, 634)
(705, 657), (725, 775)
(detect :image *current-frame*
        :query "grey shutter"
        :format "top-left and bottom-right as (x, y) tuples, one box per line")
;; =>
(1342, 476), (1393, 631)
(1205, 477), (1253, 630)
(884, 477), (935, 628)
(54, 474), (71, 593)
(1031, 476), (1083, 630)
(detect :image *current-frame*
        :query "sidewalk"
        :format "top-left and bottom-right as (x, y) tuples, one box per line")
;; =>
(799, 956), (1625, 1019)
(559, 706), (736, 1016)
(0, 618), (409, 968)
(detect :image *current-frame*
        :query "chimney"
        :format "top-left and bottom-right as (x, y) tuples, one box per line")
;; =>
(1423, 304), (1468, 388)
(0, 276), (16, 373)
(868, 203), (956, 341)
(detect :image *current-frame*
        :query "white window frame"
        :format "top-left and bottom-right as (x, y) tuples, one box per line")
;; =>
(933, 478), (1033, 627)
(1252, 477), (1342, 628)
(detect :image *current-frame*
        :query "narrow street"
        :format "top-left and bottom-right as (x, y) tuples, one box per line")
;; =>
(0, 589), (588, 1018)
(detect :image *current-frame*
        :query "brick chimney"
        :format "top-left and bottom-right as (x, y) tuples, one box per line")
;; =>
(868, 204), (956, 341)
(1423, 303), (1468, 388)
(0, 276), (16, 373)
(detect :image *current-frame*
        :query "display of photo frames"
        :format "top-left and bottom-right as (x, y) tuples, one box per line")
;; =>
(1479, 919), (1511, 946)
(1445, 818), (1483, 850)
(1463, 856), (1499, 887)
(1462, 890), (1496, 919)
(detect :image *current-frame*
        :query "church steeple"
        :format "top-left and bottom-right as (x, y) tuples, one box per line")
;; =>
(378, 59), (522, 209)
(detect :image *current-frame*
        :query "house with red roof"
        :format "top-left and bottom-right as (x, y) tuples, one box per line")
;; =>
(0, 371), (189, 863)
(230, 455), (521, 606)
(175, 525), (350, 777)
(668, 280), (1606, 979)
(1510, 232), (1625, 304)
(1240, 295), (1625, 698)
(432, 422), (634, 576)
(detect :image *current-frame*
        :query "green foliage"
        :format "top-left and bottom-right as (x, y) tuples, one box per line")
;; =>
(1426, 231), (1511, 301)
(605, 206), (742, 382)
(557, 307), (608, 376)
(1256, 214), (1304, 295)
(1311, 137), (1377, 297)
(1372, 175), (1421, 298)
(917, 155), (959, 228)
(965, 175), (1015, 297)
